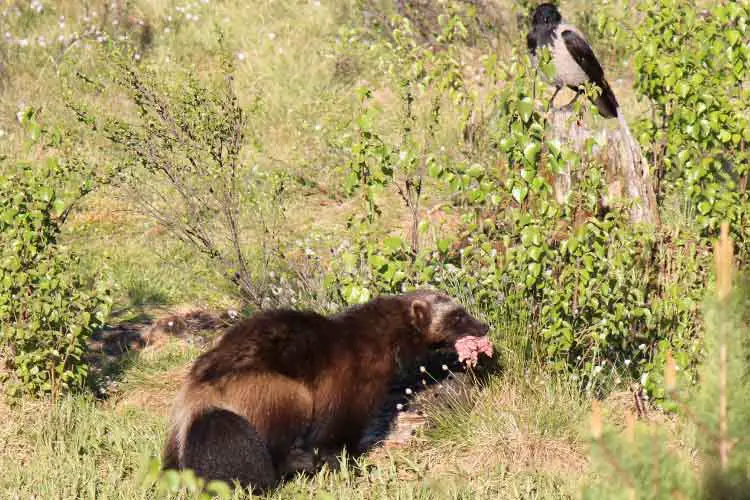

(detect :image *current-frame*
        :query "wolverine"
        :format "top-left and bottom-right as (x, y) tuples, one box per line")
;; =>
(162, 290), (493, 492)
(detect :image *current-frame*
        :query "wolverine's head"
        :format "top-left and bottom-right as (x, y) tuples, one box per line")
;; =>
(405, 290), (493, 368)
(406, 290), (490, 345)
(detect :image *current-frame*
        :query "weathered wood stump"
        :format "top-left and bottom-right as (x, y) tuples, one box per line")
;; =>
(547, 109), (660, 226)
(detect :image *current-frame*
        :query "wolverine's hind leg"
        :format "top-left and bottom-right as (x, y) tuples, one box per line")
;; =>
(183, 408), (277, 493)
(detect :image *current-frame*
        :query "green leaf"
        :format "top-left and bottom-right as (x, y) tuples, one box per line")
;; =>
(527, 262), (541, 279)
(28, 122), (41, 142)
(342, 252), (357, 271)
(52, 199), (65, 218)
(531, 177), (547, 193)
(523, 142), (541, 164)
(37, 186), (54, 203)
(546, 138), (562, 157)
(582, 254), (594, 272)
(519, 168), (535, 183)
(368, 254), (388, 271)
(343, 285), (371, 305)
(726, 29), (741, 46)
(512, 183), (529, 204)
(528, 246), (544, 262)
(499, 137), (514, 152)
(205, 480), (233, 499)
(520, 225), (542, 247)
(466, 163), (484, 179)
(437, 238), (452, 253)
(697, 201), (712, 215)
(428, 162), (443, 178)
(1, 208), (18, 224)
(158, 470), (180, 492)
(567, 237), (578, 254)
(517, 98), (534, 122)
(675, 81), (690, 99)
(3, 256), (21, 272)
(383, 236), (403, 251)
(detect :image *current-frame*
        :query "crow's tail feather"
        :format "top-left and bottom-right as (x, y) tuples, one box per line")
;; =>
(593, 78), (619, 119)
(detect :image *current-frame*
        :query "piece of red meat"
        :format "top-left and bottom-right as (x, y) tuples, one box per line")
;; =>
(454, 336), (493, 368)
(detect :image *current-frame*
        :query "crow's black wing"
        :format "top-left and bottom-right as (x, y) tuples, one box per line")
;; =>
(561, 29), (619, 117)
(561, 29), (604, 83)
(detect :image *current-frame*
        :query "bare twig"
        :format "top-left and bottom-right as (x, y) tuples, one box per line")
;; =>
(74, 58), (286, 308)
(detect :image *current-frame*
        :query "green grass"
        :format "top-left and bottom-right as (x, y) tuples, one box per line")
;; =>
(0, 343), (187, 499)
(0, 396), (161, 499)
(0, 362), (587, 499)
(63, 190), (241, 312)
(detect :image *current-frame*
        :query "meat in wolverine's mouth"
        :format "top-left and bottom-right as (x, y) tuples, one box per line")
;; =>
(454, 335), (493, 368)
(431, 332), (494, 368)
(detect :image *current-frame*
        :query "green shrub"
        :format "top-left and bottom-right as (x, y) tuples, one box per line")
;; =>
(632, 0), (750, 245)
(0, 111), (111, 397)
(71, 42), (324, 312)
(328, 4), (746, 397)
(585, 226), (750, 499)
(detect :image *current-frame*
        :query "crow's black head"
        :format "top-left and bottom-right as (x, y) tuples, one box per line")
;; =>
(531, 3), (562, 27)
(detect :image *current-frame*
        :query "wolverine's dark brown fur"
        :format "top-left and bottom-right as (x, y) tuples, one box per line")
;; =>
(162, 290), (490, 492)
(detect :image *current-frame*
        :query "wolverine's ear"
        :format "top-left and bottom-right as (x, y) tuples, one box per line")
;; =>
(410, 299), (431, 333)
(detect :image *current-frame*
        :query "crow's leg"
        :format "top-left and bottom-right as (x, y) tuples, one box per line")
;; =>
(547, 86), (562, 110)
(559, 89), (583, 112)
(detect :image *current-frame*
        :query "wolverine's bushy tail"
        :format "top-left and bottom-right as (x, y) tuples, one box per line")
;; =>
(182, 408), (277, 493)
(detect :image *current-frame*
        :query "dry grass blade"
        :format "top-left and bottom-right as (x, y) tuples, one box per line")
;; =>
(664, 349), (677, 393)
(591, 399), (603, 440)
(713, 221), (734, 471)
(714, 221), (733, 302)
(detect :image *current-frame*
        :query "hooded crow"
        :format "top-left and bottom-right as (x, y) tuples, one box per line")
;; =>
(527, 3), (619, 118)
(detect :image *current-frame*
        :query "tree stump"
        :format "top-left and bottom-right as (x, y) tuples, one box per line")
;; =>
(547, 109), (660, 227)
